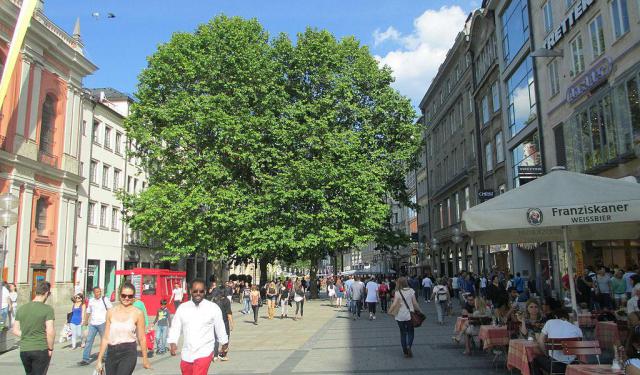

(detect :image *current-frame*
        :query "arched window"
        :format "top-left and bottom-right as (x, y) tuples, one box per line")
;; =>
(39, 95), (55, 154)
(35, 197), (48, 236)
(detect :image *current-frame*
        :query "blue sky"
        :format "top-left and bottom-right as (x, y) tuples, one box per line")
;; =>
(44, 0), (477, 105)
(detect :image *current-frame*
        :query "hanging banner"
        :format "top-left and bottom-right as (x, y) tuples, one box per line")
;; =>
(0, 0), (38, 110)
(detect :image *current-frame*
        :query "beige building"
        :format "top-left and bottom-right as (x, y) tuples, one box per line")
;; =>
(533, 0), (640, 269)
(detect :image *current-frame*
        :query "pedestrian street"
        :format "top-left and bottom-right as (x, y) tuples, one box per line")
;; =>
(0, 296), (506, 375)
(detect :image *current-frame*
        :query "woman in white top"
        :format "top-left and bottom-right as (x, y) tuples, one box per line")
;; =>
(365, 278), (379, 320)
(388, 277), (422, 358)
(431, 279), (450, 325)
(96, 282), (150, 375)
(8, 283), (18, 327)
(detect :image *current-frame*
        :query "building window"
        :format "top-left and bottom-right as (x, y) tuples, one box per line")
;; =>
(620, 76), (640, 150)
(100, 204), (108, 228)
(610, 0), (630, 40)
(468, 89), (473, 113)
(35, 197), (48, 236)
(512, 132), (541, 187)
(485, 142), (494, 171)
(92, 120), (100, 145)
(127, 176), (132, 193)
(111, 208), (120, 230)
(90, 160), (98, 184)
(564, 93), (624, 172)
(495, 131), (504, 163)
(464, 186), (470, 210)
(88, 202), (96, 226)
(438, 203), (444, 229)
(102, 165), (109, 188)
(115, 132), (123, 154)
(446, 198), (452, 226)
(481, 96), (490, 125)
(452, 193), (459, 223)
(39, 95), (55, 154)
(548, 59), (560, 97)
(77, 201), (82, 218)
(543, 1), (554, 33)
(491, 82), (500, 112)
(589, 14), (605, 58)
(506, 56), (536, 137)
(133, 178), (138, 193)
(570, 35), (585, 76)
(554, 123), (567, 167)
(113, 169), (121, 191)
(501, 0), (529, 65)
(104, 126), (112, 150)
(470, 130), (476, 156)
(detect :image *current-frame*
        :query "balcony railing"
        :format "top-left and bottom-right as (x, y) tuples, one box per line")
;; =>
(38, 150), (58, 167)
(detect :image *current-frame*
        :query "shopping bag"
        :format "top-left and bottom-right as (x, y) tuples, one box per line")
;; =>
(146, 330), (155, 351)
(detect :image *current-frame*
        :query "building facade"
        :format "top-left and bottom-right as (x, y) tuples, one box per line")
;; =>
(533, 0), (640, 271)
(420, 19), (482, 278)
(0, 0), (96, 303)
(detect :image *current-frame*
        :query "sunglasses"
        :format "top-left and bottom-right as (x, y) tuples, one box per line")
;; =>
(191, 289), (206, 294)
(120, 294), (135, 299)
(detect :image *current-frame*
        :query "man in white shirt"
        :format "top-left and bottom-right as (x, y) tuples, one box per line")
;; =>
(349, 277), (365, 320)
(79, 287), (112, 365)
(365, 278), (379, 320)
(421, 276), (433, 302)
(533, 308), (583, 375)
(169, 279), (228, 375)
(0, 282), (10, 325)
(628, 284), (640, 314)
(172, 283), (185, 310)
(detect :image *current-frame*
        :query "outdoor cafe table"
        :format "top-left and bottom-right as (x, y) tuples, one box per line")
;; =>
(595, 321), (621, 350)
(506, 339), (543, 375)
(478, 325), (510, 350)
(565, 364), (624, 375)
(454, 317), (468, 334)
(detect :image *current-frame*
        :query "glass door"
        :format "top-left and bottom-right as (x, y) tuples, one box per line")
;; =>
(104, 261), (117, 300)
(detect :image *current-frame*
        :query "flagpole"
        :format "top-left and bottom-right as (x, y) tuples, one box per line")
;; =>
(0, 0), (38, 111)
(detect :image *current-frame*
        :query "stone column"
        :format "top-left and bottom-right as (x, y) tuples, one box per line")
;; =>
(27, 62), (42, 142)
(15, 58), (32, 138)
(54, 197), (69, 283)
(16, 185), (34, 284)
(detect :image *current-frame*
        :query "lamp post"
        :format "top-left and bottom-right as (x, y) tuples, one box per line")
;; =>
(0, 193), (18, 327)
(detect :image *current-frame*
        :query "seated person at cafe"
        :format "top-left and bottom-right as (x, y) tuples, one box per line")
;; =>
(541, 297), (562, 321)
(532, 308), (583, 375)
(461, 294), (475, 316)
(625, 325), (640, 375)
(517, 299), (544, 339)
(454, 297), (491, 355)
(628, 284), (640, 315)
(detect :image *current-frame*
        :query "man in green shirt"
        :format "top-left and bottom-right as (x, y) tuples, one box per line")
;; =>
(13, 281), (55, 375)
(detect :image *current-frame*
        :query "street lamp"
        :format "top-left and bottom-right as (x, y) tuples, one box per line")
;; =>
(0, 193), (18, 327)
(451, 227), (463, 244)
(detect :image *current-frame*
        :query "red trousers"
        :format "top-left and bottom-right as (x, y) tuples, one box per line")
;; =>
(180, 353), (214, 375)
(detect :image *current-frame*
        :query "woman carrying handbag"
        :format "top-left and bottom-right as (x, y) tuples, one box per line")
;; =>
(388, 277), (424, 358)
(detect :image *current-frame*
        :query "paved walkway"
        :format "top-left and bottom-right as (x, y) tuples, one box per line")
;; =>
(0, 296), (509, 374)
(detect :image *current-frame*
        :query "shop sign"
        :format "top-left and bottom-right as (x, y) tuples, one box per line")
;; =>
(87, 263), (97, 277)
(489, 244), (509, 253)
(478, 190), (495, 200)
(544, 0), (595, 50)
(518, 165), (543, 176)
(567, 58), (612, 103)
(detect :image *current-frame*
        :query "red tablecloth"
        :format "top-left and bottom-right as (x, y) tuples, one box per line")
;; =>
(595, 321), (621, 349)
(454, 317), (468, 334)
(478, 325), (510, 349)
(565, 364), (624, 375)
(577, 313), (597, 328)
(506, 339), (543, 375)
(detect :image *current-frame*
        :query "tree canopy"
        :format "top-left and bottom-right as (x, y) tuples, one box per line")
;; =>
(123, 15), (421, 270)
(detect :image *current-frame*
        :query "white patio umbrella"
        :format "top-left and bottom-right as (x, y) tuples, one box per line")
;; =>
(461, 167), (640, 313)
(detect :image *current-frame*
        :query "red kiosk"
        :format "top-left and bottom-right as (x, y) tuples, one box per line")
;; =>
(115, 268), (187, 316)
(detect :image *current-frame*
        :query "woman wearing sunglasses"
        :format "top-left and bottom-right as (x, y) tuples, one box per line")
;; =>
(96, 282), (151, 374)
(68, 294), (85, 349)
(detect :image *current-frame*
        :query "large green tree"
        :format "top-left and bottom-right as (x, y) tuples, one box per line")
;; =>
(123, 16), (421, 291)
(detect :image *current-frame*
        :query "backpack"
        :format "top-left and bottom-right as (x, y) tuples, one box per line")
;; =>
(436, 286), (448, 302)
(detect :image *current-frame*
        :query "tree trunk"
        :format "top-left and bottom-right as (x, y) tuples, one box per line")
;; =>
(259, 256), (268, 286)
(309, 254), (319, 299)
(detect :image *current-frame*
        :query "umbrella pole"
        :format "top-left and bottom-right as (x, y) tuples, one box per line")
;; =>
(563, 226), (578, 317)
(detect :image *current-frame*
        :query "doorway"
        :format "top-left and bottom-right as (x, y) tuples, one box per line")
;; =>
(104, 261), (117, 300)
(31, 269), (47, 298)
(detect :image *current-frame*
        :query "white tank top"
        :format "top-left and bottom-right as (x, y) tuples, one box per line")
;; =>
(108, 317), (137, 345)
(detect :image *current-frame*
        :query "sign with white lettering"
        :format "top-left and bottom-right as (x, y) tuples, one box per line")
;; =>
(478, 190), (495, 200)
(566, 58), (612, 103)
(518, 165), (543, 176)
(544, 0), (595, 50)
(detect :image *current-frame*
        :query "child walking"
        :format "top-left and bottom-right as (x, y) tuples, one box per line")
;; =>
(154, 299), (171, 354)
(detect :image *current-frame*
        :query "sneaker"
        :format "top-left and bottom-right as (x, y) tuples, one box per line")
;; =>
(213, 356), (218, 362)
(78, 360), (90, 366)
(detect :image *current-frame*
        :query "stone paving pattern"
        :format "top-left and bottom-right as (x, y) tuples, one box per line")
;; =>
(0, 296), (510, 374)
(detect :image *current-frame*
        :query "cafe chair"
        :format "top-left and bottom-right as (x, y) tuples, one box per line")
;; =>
(561, 340), (601, 365)
(543, 337), (581, 375)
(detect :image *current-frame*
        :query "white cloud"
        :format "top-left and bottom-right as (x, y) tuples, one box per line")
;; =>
(374, 6), (468, 107)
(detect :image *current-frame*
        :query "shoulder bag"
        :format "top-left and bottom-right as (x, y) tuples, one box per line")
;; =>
(398, 290), (426, 328)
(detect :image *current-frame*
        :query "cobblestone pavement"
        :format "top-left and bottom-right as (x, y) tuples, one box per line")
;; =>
(0, 295), (510, 374)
